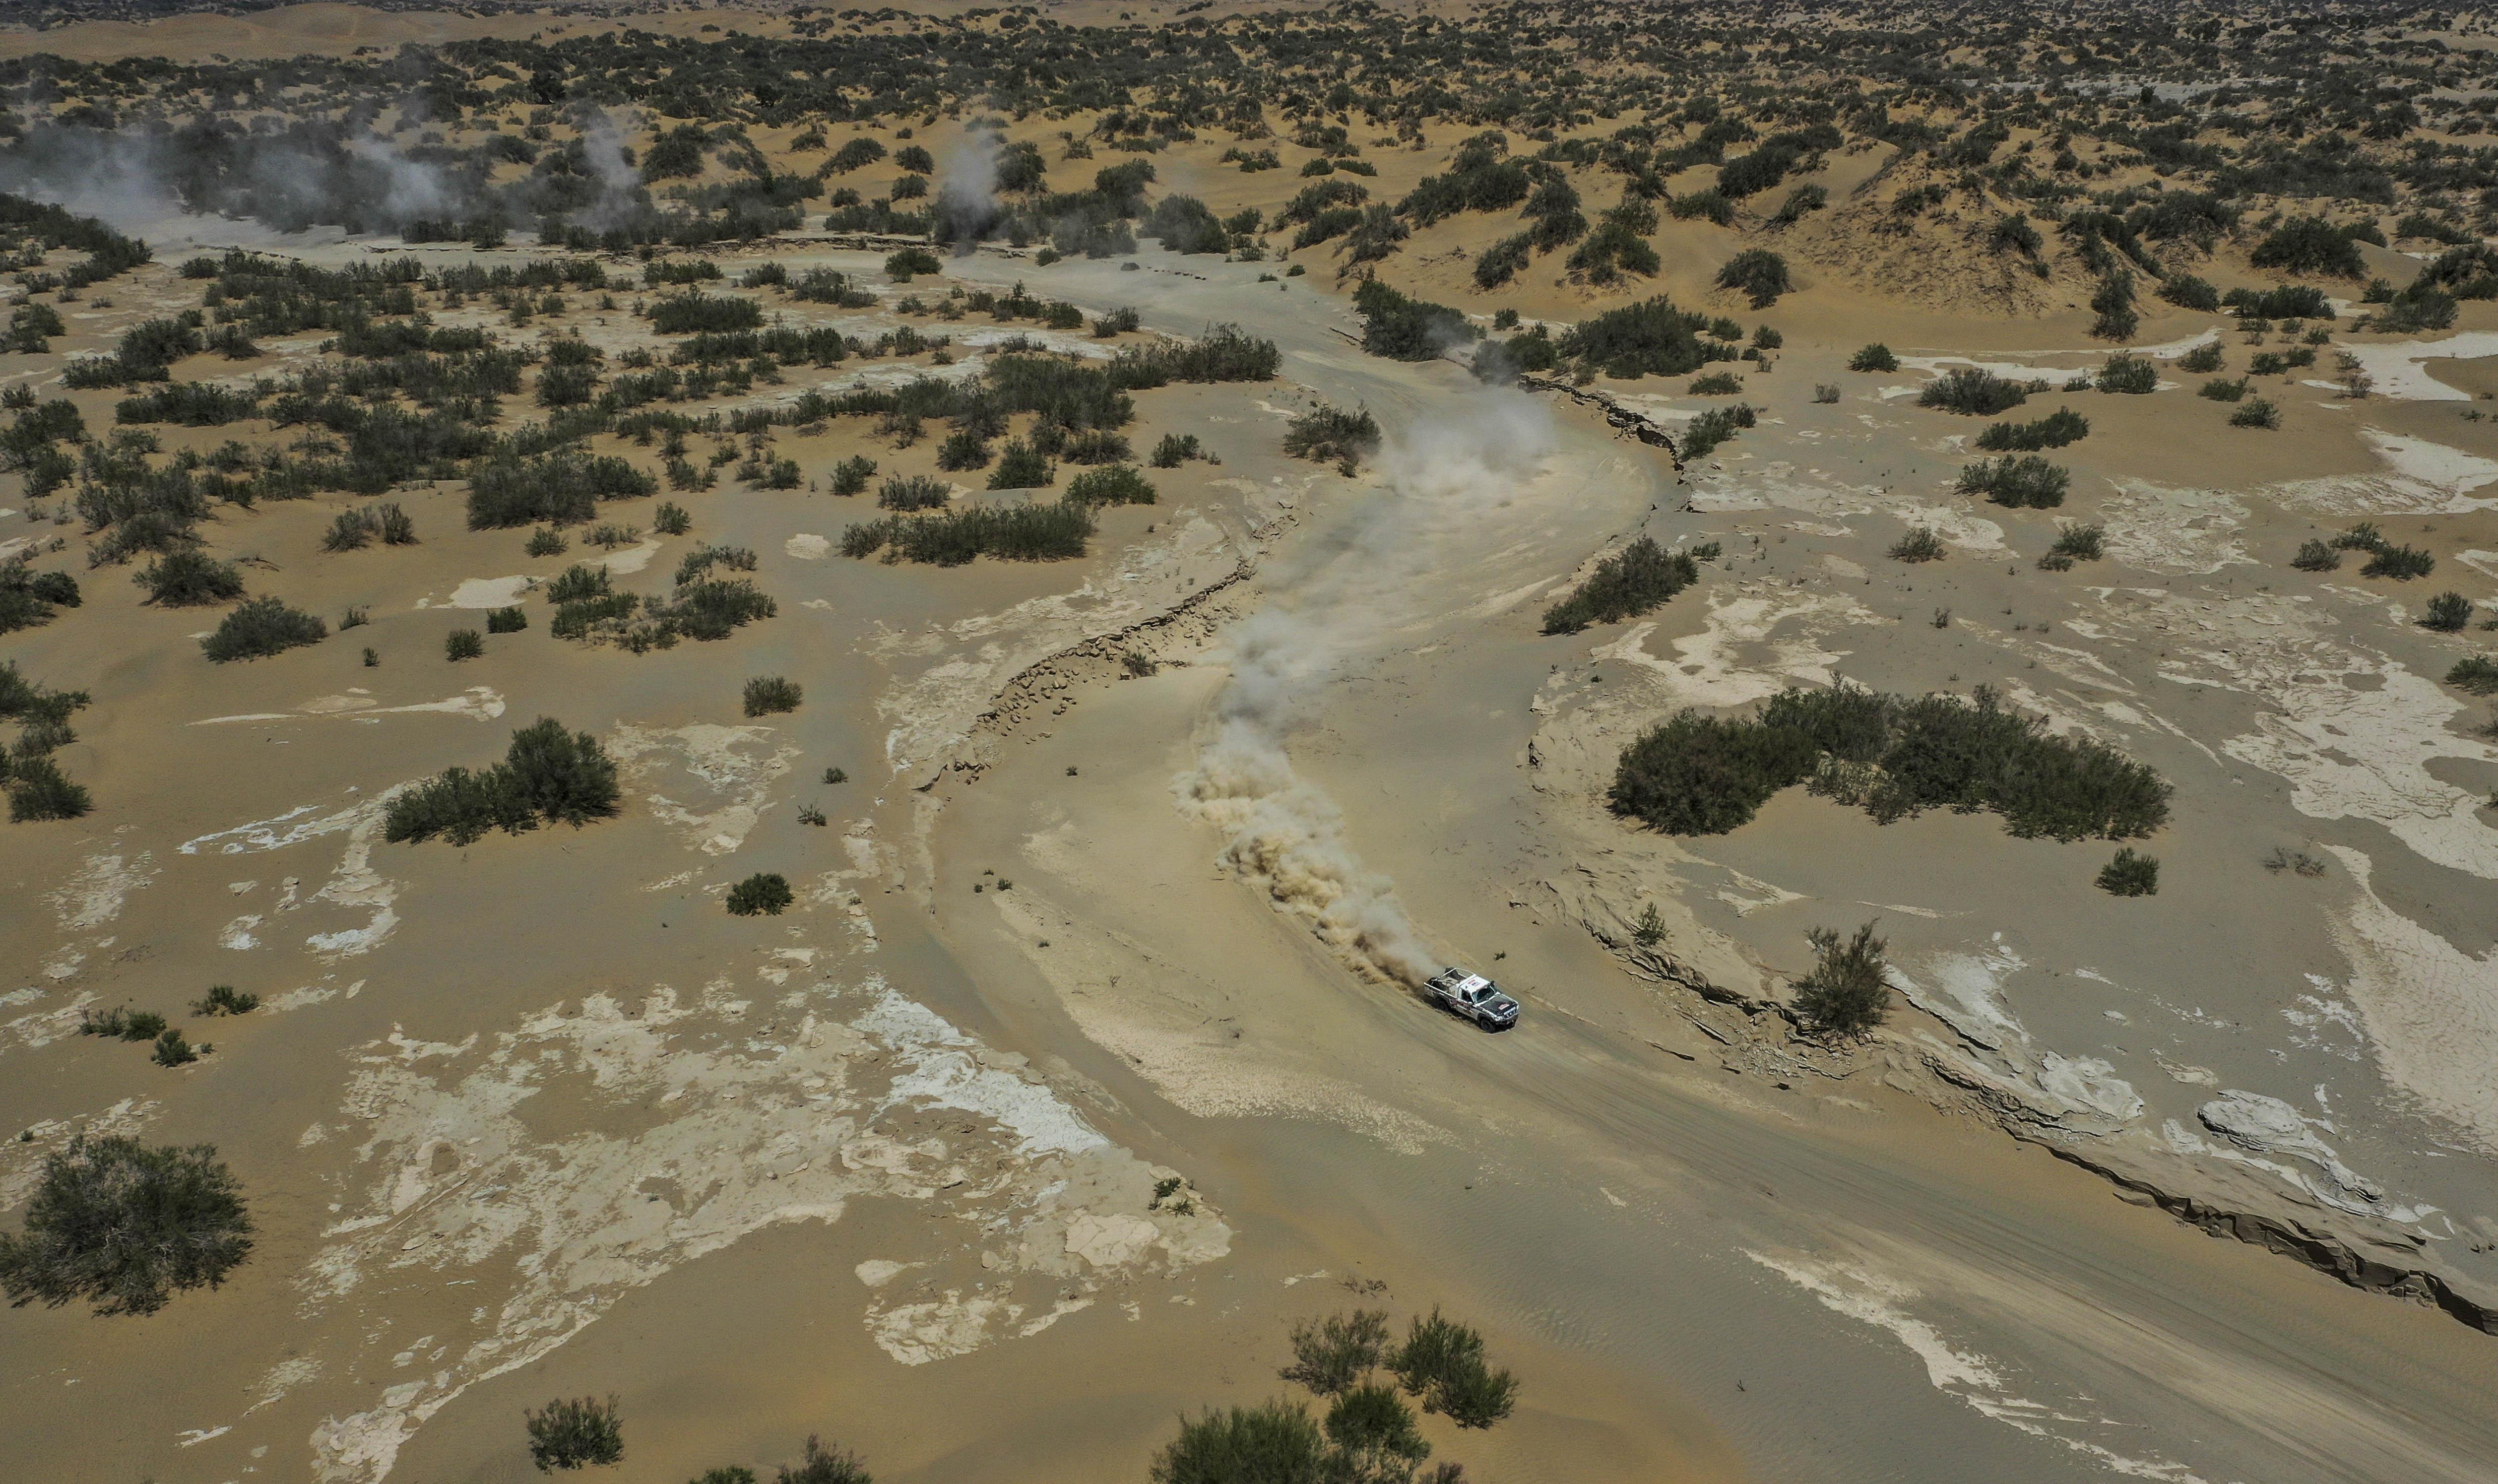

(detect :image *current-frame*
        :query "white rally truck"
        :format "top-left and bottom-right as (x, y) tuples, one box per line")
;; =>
(1425, 967), (1520, 1029)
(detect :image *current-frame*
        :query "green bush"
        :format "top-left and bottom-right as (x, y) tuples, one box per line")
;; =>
(878, 474), (950, 511)
(1956, 456), (2068, 508)
(8, 755), (92, 821)
(776, 1436), (872, 1484)
(136, 549), (244, 606)
(1974, 408), (2088, 451)
(386, 718), (621, 845)
(2422, 592), (2474, 631)
(2095, 353), (2157, 394)
(525, 1395), (624, 1471)
(1543, 538), (1700, 633)
(1611, 685), (2170, 842)
(1795, 921), (1891, 1035)
(1888, 527), (1945, 563)
(2048, 523), (2106, 562)
(1918, 368), (2028, 415)
(446, 629), (484, 661)
(151, 1027), (199, 1067)
(1387, 1309), (1516, 1428)
(202, 597), (327, 662)
(886, 247), (943, 278)
(0, 1136), (252, 1315)
(1689, 371), (1744, 395)
(1151, 1401), (1323, 1484)
(1557, 295), (1714, 379)
(2250, 216), (2367, 278)
(843, 502), (1096, 565)
(193, 985), (259, 1016)
(1150, 433), (1203, 467)
(653, 501), (692, 536)
(988, 439), (1054, 489)
(727, 872), (795, 916)
(1849, 343), (1899, 372)
(2201, 376), (2250, 402)
(2179, 343), (2225, 374)
(487, 606), (528, 633)
(546, 564), (612, 603)
(1283, 405), (1381, 467)
(2445, 655), (2498, 694)
(2097, 848), (2160, 896)
(2290, 538), (2340, 572)
(2362, 542), (2433, 578)
(1280, 1309), (1391, 1395)
(527, 528), (567, 557)
(1065, 464), (1157, 506)
(2159, 274), (2221, 311)
(743, 676), (802, 716)
(1715, 248), (1791, 308)
(1325, 1384), (1430, 1464)
(830, 456), (878, 497)
(1351, 279), (1470, 360)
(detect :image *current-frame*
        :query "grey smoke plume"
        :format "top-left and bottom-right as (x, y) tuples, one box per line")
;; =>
(1179, 392), (1557, 989)
(932, 128), (1002, 248)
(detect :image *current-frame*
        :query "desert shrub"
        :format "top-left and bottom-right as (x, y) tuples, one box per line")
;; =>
(2226, 284), (2335, 319)
(878, 474), (950, 511)
(649, 292), (761, 335)
(1326, 1384), (1430, 1465)
(1813, 383), (1840, 404)
(726, 872), (795, 916)
(1280, 1309), (1391, 1396)
(1976, 408), (2088, 451)
(487, 606), (528, 633)
(2201, 376), (2251, 403)
(1608, 710), (1818, 834)
(1474, 233), (1533, 289)
(2362, 542), (2433, 578)
(2096, 353), (2157, 394)
(0, 1136), (251, 1315)
(988, 439), (1053, 489)
(1387, 1309), (1516, 1428)
(1542, 538), (1699, 634)
(743, 676), (802, 716)
(2049, 523), (2105, 562)
(2422, 592), (2475, 631)
(546, 565), (612, 604)
(2446, 655), (2498, 694)
(1849, 343), (1899, 373)
(151, 1028), (199, 1067)
(1561, 295), (1727, 380)
(1352, 279), (1470, 360)
(1150, 433), (1203, 467)
(1689, 371), (1744, 395)
(0, 559), (79, 634)
(1889, 527), (1947, 562)
(1612, 685), (2169, 841)
(445, 628), (484, 661)
(1065, 464), (1157, 506)
(136, 549), (243, 606)
(469, 452), (655, 529)
(1151, 1401), (1324, 1484)
(2250, 216), (2367, 278)
(885, 247), (942, 278)
(1918, 368), (2027, 415)
(1678, 402), (1757, 462)
(527, 528), (567, 557)
(7, 755), (91, 821)
(526, 1395), (624, 1471)
(2249, 351), (2287, 376)
(202, 597), (326, 662)
(193, 985), (259, 1016)
(1956, 456), (2068, 508)
(2291, 538), (2340, 571)
(2230, 398), (2281, 429)
(1283, 405), (1382, 467)
(830, 456), (878, 496)
(2158, 275), (2221, 311)
(1061, 428), (1133, 465)
(1794, 922), (1890, 1035)
(653, 501), (691, 536)
(777, 1436), (872, 1484)
(81, 1005), (165, 1041)
(2179, 343), (2225, 374)
(842, 501), (1094, 564)
(1715, 248), (1790, 308)
(385, 718), (620, 845)
(934, 427), (991, 471)
(2097, 848), (2160, 896)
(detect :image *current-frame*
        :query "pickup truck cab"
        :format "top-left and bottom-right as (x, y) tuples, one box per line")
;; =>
(1426, 967), (1520, 1029)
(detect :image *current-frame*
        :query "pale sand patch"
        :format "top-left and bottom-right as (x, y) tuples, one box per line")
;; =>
(784, 532), (831, 559)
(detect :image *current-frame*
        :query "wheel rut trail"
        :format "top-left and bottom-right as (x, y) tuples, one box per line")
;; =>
(930, 253), (2498, 1484)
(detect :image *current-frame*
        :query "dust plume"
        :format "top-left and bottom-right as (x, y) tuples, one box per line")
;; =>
(932, 127), (1003, 250)
(1179, 393), (1555, 989)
